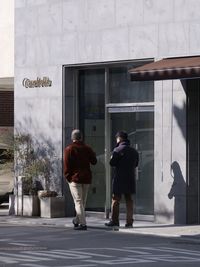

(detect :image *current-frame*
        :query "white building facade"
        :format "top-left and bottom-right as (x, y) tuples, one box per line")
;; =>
(15, 0), (200, 224)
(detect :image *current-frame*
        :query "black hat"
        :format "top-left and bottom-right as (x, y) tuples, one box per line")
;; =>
(115, 131), (128, 140)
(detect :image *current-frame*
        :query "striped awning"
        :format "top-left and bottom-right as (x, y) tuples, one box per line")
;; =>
(129, 56), (200, 81)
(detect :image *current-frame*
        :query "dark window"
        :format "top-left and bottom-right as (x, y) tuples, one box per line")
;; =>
(109, 66), (154, 103)
(0, 91), (14, 127)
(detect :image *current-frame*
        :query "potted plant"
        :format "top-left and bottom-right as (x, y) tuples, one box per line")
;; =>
(37, 153), (57, 199)
(14, 133), (65, 218)
(37, 148), (65, 218)
(14, 134), (43, 216)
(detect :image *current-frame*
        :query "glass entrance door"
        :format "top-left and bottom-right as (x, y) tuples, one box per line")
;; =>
(108, 108), (154, 215)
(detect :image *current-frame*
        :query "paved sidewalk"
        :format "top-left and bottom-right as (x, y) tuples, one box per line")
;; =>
(0, 213), (200, 241)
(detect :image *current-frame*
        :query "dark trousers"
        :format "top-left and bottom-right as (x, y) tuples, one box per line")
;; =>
(111, 193), (134, 225)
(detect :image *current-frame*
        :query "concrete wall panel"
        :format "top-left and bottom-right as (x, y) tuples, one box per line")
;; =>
(143, 0), (174, 24)
(158, 23), (189, 57)
(129, 25), (158, 59)
(189, 23), (200, 54)
(174, 0), (200, 22)
(102, 28), (129, 61)
(116, 0), (143, 27)
(87, 0), (115, 31)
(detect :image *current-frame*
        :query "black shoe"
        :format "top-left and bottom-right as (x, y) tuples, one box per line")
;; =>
(125, 223), (133, 228)
(72, 218), (79, 228)
(105, 221), (119, 227)
(125, 219), (134, 228)
(74, 224), (87, 230)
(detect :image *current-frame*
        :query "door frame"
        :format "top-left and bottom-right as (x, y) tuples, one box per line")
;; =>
(105, 102), (154, 220)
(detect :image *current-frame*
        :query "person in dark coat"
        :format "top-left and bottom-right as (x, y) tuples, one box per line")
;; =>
(64, 129), (97, 230)
(105, 131), (139, 228)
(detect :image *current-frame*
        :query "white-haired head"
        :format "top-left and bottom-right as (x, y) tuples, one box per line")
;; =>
(71, 129), (82, 141)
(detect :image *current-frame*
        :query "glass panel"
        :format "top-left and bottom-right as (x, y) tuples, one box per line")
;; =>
(111, 111), (154, 215)
(79, 69), (105, 211)
(79, 69), (105, 120)
(109, 66), (154, 103)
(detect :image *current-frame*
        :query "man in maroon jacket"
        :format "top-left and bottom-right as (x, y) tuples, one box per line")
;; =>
(64, 129), (97, 230)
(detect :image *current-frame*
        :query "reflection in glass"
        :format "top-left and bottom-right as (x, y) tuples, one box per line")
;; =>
(109, 67), (154, 103)
(111, 112), (154, 215)
(79, 69), (105, 211)
(77, 64), (154, 215)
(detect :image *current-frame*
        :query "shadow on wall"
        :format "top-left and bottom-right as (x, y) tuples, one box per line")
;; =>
(170, 82), (187, 224)
(168, 161), (186, 224)
(173, 80), (187, 142)
(173, 102), (186, 141)
(15, 116), (63, 196)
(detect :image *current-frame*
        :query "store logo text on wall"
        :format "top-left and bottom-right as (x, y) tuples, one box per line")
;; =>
(22, 77), (52, 88)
